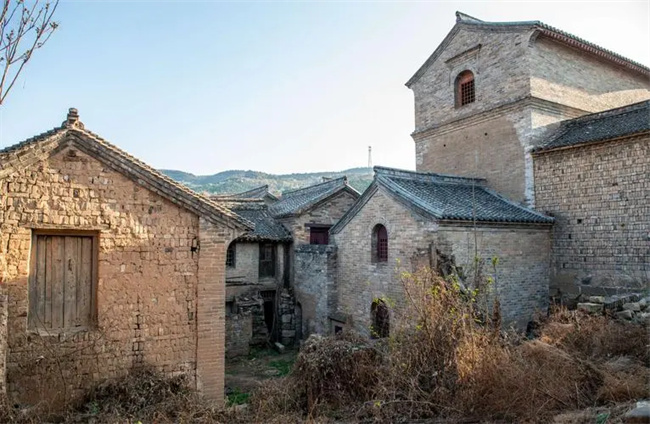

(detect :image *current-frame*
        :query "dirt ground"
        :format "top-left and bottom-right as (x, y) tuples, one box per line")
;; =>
(225, 347), (298, 396)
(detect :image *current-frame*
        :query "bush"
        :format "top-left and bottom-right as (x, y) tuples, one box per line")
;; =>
(248, 267), (650, 422)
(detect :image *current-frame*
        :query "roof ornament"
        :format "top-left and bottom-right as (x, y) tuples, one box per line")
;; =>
(62, 107), (84, 129)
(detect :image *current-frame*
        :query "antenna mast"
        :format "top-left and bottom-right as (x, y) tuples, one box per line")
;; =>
(368, 146), (372, 168)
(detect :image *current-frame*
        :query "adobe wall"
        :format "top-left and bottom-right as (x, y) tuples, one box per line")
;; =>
(0, 145), (230, 406)
(530, 37), (650, 113)
(533, 135), (650, 289)
(279, 191), (359, 245)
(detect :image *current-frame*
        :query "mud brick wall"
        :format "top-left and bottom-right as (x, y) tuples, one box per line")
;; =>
(533, 135), (650, 288)
(0, 145), (222, 406)
(0, 288), (7, 395)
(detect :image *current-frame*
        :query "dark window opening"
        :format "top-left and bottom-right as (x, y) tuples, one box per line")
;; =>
(226, 243), (236, 268)
(371, 300), (390, 338)
(226, 301), (235, 316)
(263, 298), (275, 334)
(335, 325), (343, 335)
(371, 224), (388, 263)
(455, 70), (475, 107)
(259, 243), (276, 278)
(309, 226), (330, 245)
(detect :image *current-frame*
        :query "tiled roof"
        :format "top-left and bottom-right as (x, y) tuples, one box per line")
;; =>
(535, 101), (650, 152)
(212, 185), (278, 202)
(213, 200), (291, 242)
(0, 109), (253, 230)
(269, 177), (360, 218)
(406, 12), (649, 88)
(332, 167), (552, 233)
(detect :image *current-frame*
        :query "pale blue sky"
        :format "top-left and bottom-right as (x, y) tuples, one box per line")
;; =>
(0, 1), (648, 175)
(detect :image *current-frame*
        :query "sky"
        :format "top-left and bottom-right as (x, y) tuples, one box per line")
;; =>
(0, 1), (648, 176)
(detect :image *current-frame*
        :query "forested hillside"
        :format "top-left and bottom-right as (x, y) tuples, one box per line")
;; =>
(160, 167), (374, 195)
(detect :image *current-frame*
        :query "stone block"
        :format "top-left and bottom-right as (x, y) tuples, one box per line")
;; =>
(588, 296), (606, 304)
(623, 303), (641, 312)
(577, 303), (603, 314)
(273, 342), (285, 354)
(615, 310), (633, 320)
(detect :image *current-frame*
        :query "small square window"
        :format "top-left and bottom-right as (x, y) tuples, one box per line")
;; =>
(309, 226), (330, 245)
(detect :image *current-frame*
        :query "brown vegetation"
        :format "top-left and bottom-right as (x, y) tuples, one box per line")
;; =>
(1, 267), (647, 423)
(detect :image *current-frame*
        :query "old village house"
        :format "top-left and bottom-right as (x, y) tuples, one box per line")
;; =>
(0, 109), (252, 406)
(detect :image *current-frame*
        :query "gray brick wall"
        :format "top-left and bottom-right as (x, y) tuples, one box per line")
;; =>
(533, 135), (650, 288)
(333, 187), (551, 332)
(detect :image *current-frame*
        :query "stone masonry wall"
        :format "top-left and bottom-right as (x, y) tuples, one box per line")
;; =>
(0, 145), (225, 406)
(415, 107), (529, 203)
(0, 288), (6, 396)
(533, 135), (650, 289)
(293, 244), (337, 338)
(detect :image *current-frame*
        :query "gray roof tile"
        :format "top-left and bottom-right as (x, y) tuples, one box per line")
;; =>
(212, 199), (291, 242)
(269, 177), (360, 218)
(212, 185), (278, 202)
(333, 167), (552, 233)
(535, 101), (650, 152)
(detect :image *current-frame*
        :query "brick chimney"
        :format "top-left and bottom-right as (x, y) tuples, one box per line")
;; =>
(63, 108), (84, 129)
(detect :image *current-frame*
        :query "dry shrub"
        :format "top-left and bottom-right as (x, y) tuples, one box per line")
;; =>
(540, 306), (650, 364)
(253, 267), (649, 423)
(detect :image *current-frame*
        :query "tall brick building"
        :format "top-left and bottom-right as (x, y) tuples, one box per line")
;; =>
(0, 109), (252, 406)
(331, 12), (649, 334)
(407, 12), (649, 206)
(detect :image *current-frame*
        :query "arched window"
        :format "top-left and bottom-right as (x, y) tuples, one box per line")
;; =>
(371, 300), (389, 338)
(371, 224), (388, 263)
(455, 70), (475, 107)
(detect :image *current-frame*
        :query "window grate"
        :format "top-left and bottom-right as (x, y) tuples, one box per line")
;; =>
(460, 79), (475, 106)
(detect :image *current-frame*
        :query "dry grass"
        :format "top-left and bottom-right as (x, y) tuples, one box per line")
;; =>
(1, 267), (647, 423)
(246, 267), (650, 423)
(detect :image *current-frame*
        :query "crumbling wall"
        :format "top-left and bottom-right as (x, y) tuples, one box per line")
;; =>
(293, 244), (338, 338)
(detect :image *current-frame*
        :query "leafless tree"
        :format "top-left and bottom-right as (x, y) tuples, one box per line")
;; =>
(0, 0), (58, 106)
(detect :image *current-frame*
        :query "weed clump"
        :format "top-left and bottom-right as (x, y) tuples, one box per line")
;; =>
(248, 267), (650, 423)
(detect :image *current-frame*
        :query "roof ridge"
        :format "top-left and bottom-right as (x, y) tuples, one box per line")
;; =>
(459, 16), (649, 73)
(66, 126), (253, 229)
(0, 126), (67, 155)
(280, 176), (347, 197)
(562, 100), (649, 126)
(374, 166), (486, 185)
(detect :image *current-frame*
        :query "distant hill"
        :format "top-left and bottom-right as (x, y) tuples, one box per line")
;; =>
(160, 167), (374, 195)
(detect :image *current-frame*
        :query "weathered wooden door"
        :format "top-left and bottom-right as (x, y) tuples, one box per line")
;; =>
(29, 233), (96, 330)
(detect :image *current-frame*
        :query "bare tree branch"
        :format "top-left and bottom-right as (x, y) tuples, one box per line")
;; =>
(0, 0), (59, 106)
